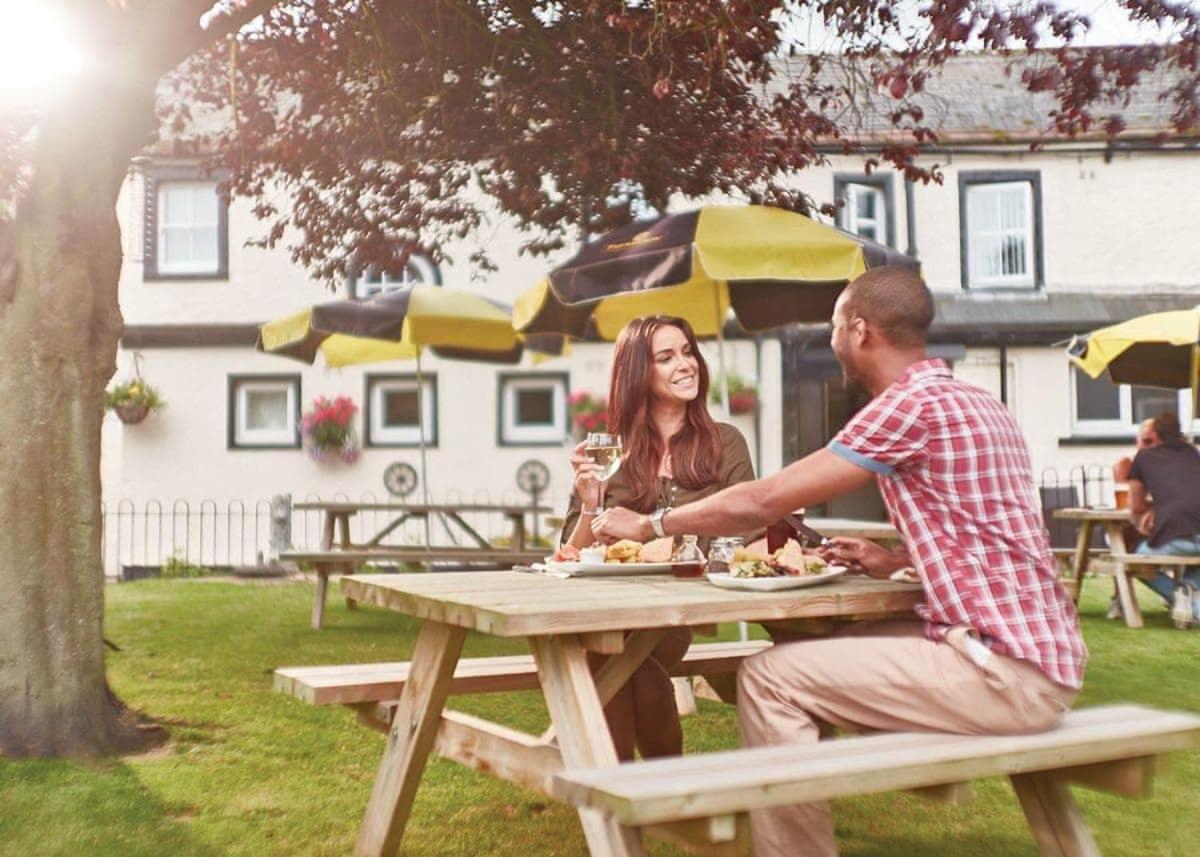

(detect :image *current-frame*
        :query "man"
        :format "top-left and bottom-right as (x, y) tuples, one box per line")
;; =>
(1128, 410), (1200, 628)
(1108, 418), (1159, 619)
(592, 266), (1086, 857)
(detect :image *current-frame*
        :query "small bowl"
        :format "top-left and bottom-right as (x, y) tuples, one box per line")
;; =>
(580, 546), (606, 564)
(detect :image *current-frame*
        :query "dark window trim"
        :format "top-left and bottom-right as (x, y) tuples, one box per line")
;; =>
(364, 372), (439, 448)
(227, 374), (301, 450)
(496, 371), (570, 448)
(833, 173), (896, 249)
(346, 252), (443, 298)
(1058, 435), (1140, 447)
(958, 169), (1044, 292)
(143, 163), (230, 281)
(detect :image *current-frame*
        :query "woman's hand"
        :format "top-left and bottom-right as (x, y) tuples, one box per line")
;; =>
(591, 507), (653, 544)
(819, 537), (903, 579)
(570, 440), (604, 512)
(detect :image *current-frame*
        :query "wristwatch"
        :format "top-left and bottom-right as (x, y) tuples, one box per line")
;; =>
(650, 506), (673, 538)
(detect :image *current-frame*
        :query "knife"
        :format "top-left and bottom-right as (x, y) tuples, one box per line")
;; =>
(783, 513), (830, 548)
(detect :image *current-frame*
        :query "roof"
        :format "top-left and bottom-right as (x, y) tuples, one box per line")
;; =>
(771, 51), (1194, 144)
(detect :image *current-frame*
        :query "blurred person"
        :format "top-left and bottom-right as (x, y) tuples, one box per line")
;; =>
(594, 267), (1084, 857)
(1128, 411), (1200, 628)
(1106, 419), (1159, 619)
(560, 314), (758, 760)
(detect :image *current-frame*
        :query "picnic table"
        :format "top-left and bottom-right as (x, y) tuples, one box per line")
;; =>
(294, 500), (551, 552)
(1053, 506), (1200, 628)
(337, 570), (923, 856)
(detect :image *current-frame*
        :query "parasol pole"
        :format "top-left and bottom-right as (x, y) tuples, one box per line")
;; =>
(714, 284), (731, 420)
(1192, 343), (1199, 444)
(416, 349), (433, 546)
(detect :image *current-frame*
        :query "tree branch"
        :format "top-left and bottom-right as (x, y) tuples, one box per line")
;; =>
(147, 0), (284, 76)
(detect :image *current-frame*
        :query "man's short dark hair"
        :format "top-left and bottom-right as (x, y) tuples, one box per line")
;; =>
(1152, 411), (1183, 442)
(842, 266), (934, 348)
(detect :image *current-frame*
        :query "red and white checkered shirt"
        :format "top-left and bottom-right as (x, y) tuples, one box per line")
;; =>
(830, 359), (1086, 689)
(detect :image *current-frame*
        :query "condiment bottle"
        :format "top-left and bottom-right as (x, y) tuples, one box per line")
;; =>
(672, 535), (706, 578)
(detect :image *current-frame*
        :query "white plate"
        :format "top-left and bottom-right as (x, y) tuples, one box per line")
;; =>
(706, 566), (848, 591)
(542, 560), (677, 577)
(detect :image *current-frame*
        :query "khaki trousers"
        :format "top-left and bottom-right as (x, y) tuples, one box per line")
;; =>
(736, 620), (1077, 857)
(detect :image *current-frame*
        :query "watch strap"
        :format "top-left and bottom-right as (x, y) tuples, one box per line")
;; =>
(651, 507), (672, 538)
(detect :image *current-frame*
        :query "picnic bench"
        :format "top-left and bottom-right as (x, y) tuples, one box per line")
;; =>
(552, 703), (1200, 856)
(294, 500), (550, 551)
(1093, 552), (1200, 629)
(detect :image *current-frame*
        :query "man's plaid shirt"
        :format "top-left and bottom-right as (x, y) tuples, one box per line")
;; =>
(830, 359), (1086, 689)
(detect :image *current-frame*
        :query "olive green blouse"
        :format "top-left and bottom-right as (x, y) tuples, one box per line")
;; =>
(561, 423), (762, 549)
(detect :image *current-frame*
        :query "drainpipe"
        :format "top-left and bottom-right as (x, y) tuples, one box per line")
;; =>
(904, 179), (918, 260)
(999, 344), (1009, 406)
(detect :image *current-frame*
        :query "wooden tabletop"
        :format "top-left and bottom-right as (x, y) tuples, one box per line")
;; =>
(340, 572), (923, 638)
(805, 517), (900, 540)
(1051, 507), (1132, 522)
(294, 501), (552, 515)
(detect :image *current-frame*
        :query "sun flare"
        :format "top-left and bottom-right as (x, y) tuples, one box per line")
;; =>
(0, 1), (84, 103)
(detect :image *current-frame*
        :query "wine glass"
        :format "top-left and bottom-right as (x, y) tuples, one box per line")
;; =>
(585, 432), (623, 482)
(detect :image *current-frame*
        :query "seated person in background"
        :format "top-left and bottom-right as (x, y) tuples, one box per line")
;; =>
(1128, 411), (1200, 628)
(560, 314), (759, 760)
(1107, 419), (1159, 618)
(593, 267), (1085, 857)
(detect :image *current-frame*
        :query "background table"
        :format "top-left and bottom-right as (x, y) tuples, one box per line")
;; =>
(294, 501), (551, 552)
(1052, 507), (1134, 617)
(339, 570), (923, 857)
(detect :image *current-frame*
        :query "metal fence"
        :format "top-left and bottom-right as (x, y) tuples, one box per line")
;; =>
(102, 491), (566, 578)
(1038, 465), (1114, 549)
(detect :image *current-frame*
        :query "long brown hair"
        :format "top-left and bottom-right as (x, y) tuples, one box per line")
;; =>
(607, 316), (723, 511)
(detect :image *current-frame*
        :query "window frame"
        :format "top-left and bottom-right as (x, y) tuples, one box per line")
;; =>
(364, 373), (439, 448)
(143, 164), (229, 281)
(496, 372), (570, 447)
(958, 170), (1043, 291)
(347, 252), (442, 298)
(227, 374), (301, 450)
(833, 173), (895, 248)
(1069, 368), (1197, 438)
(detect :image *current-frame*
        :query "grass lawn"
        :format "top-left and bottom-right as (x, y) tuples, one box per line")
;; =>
(1, 576), (1197, 856)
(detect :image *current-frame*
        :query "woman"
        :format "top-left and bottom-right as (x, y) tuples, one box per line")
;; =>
(560, 314), (759, 760)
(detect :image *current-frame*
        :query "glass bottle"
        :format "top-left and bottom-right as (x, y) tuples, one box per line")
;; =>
(706, 536), (744, 575)
(672, 534), (707, 578)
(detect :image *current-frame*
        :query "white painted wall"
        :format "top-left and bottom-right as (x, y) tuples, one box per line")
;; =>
(103, 142), (1200, 573)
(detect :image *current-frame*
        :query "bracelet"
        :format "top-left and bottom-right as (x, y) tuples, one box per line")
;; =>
(580, 510), (599, 517)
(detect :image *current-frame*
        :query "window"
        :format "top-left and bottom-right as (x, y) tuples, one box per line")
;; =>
(1070, 368), (1189, 436)
(498, 373), (568, 445)
(833, 174), (894, 247)
(365, 374), (437, 446)
(959, 171), (1042, 290)
(355, 253), (441, 297)
(228, 375), (300, 449)
(143, 166), (228, 279)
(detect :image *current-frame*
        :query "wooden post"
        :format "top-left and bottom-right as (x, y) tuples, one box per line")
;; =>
(531, 634), (649, 857)
(1010, 773), (1100, 857)
(356, 621), (467, 857)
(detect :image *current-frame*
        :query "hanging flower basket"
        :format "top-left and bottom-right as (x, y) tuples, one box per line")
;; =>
(710, 372), (759, 416)
(301, 395), (361, 464)
(105, 378), (165, 425)
(115, 402), (151, 425)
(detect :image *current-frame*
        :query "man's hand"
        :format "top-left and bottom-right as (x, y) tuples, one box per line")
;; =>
(591, 507), (652, 544)
(819, 537), (905, 579)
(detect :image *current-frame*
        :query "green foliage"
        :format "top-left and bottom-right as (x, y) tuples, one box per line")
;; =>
(0, 579), (1195, 856)
(159, 555), (214, 579)
(709, 372), (759, 415)
(104, 378), (165, 412)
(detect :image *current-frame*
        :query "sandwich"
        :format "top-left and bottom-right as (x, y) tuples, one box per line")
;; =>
(729, 539), (828, 578)
(638, 536), (674, 563)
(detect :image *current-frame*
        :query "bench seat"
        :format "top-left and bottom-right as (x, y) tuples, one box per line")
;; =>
(275, 639), (772, 706)
(1091, 553), (1200, 629)
(552, 704), (1200, 853)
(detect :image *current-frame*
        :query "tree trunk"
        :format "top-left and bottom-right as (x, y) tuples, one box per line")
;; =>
(0, 79), (165, 757)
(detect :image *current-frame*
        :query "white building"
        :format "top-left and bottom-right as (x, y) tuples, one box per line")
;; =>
(101, 54), (1200, 575)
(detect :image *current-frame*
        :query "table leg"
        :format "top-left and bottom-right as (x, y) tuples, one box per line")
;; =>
(531, 634), (649, 857)
(311, 564), (330, 630)
(1010, 772), (1100, 857)
(321, 514), (336, 551)
(337, 512), (353, 549)
(1067, 520), (1095, 605)
(511, 513), (527, 553)
(356, 621), (467, 857)
(1104, 523), (1144, 629)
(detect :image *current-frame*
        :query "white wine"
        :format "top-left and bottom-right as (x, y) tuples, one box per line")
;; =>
(588, 445), (623, 481)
